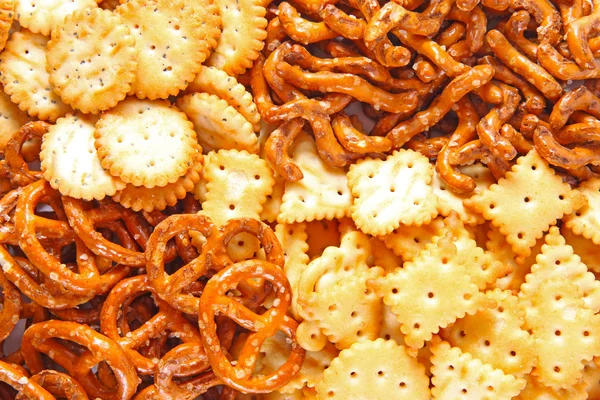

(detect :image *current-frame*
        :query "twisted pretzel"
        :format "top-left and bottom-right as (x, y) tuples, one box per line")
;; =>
(15, 370), (89, 400)
(0, 361), (54, 400)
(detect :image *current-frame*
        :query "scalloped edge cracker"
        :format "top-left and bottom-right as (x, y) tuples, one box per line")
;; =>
(563, 176), (600, 245)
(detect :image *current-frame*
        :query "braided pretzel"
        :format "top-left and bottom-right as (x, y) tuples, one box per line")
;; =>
(199, 259), (305, 393)
(15, 370), (89, 400)
(21, 321), (140, 400)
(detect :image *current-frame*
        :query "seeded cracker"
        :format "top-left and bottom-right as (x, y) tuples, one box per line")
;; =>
(185, 66), (260, 132)
(430, 339), (526, 399)
(347, 149), (439, 236)
(316, 339), (430, 400)
(206, 0), (266, 75)
(113, 149), (203, 212)
(94, 98), (198, 188)
(563, 176), (600, 245)
(40, 113), (125, 200)
(15, 0), (97, 36)
(0, 0), (14, 52)
(116, 0), (220, 100)
(177, 92), (258, 153)
(0, 30), (71, 121)
(464, 149), (586, 259)
(46, 8), (138, 114)
(0, 88), (28, 150)
(278, 132), (352, 223)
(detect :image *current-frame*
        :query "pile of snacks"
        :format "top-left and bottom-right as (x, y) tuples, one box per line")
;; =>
(0, 0), (599, 397)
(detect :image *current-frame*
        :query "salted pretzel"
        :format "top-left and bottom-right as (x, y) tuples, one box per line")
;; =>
(21, 321), (140, 399)
(0, 361), (54, 400)
(318, 4), (366, 40)
(567, 0), (600, 69)
(15, 370), (89, 400)
(549, 86), (600, 131)
(537, 41), (600, 81)
(199, 259), (305, 393)
(277, 2), (338, 45)
(534, 125), (600, 168)
(4, 121), (50, 188)
(500, 11), (537, 61)
(331, 112), (392, 153)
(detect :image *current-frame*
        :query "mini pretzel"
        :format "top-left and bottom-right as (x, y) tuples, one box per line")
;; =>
(277, 2), (338, 45)
(319, 4), (366, 40)
(533, 125), (600, 168)
(537, 41), (600, 80)
(451, 139), (513, 179)
(405, 134), (449, 158)
(386, 65), (494, 148)
(199, 259), (305, 393)
(0, 361), (54, 400)
(500, 11), (537, 60)
(4, 121), (50, 188)
(331, 112), (392, 153)
(500, 124), (534, 154)
(15, 370), (89, 400)
(486, 29), (563, 101)
(0, 268), (20, 346)
(446, 5), (486, 52)
(263, 42), (304, 104)
(511, 0), (562, 45)
(567, 0), (600, 69)
(549, 86), (600, 131)
(412, 22), (466, 82)
(265, 119), (305, 181)
(555, 121), (600, 144)
(21, 321), (140, 400)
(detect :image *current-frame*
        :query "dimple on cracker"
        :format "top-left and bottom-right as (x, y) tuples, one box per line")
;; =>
(315, 339), (430, 400)
(40, 113), (125, 200)
(94, 98), (198, 188)
(15, 0), (97, 36)
(116, 0), (220, 100)
(47, 8), (138, 114)
(0, 30), (71, 121)
(347, 149), (439, 236)
(464, 149), (587, 259)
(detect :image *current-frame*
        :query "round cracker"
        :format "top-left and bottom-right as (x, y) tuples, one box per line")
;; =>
(206, 0), (266, 76)
(40, 113), (125, 200)
(47, 8), (137, 114)
(116, 0), (221, 100)
(0, 0), (14, 52)
(15, 0), (97, 36)
(94, 98), (198, 188)
(113, 148), (203, 212)
(186, 66), (260, 132)
(176, 92), (258, 153)
(0, 30), (72, 121)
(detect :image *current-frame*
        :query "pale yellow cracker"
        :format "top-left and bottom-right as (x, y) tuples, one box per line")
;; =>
(185, 66), (260, 132)
(0, 0), (14, 52)
(464, 149), (586, 258)
(369, 237), (402, 273)
(15, 0), (97, 36)
(379, 304), (406, 345)
(347, 149), (438, 236)
(176, 92), (258, 153)
(305, 219), (340, 260)
(192, 151), (212, 203)
(369, 229), (495, 349)
(40, 113), (125, 200)
(0, 87), (28, 150)
(260, 172), (284, 223)
(563, 176), (600, 245)
(46, 8), (137, 114)
(0, 30), (71, 121)
(432, 163), (494, 226)
(562, 226), (600, 273)
(441, 289), (536, 377)
(113, 150), (203, 212)
(515, 374), (588, 400)
(94, 98), (198, 188)
(116, 0), (220, 99)
(278, 132), (352, 223)
(430, 339), (526, 399)
(206, 0), (266, 75)
(382, 216), (445, 262)
(520, 278), (600, 389)
(583, 359), (600, 400)
(316, 339), (430, 400)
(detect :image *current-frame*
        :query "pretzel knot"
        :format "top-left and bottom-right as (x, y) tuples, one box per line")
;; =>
(199, 259), (305, 393)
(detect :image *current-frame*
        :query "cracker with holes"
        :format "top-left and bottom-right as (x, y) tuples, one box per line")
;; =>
(348, 149), (438, 236)
(260, 331), (338, 394)
(562, 226), (600, 273)
(297, 230), (384, 350)
(46, 8), (137, 114)
(516, 374), (588, 400)
(206, 0), (266, 75)
(464, 150), (586, 259)
(260, 173), (284, 223)
(200, 149), (274, 261)
(15, 0), (97, 36)
(278, 132), (352, 223)
(113, 150), (203, 212)
(0, 0), (14, 52)
(116, 0), (220, 100)
(382, 216), (445, 262)
(369, 229), (495, 349)
(40, 113), (125, 200)
(432, 163), (494, 226)
(441, 289), (535, 377)
(185, 66), (260, 132)
(0, 30), (71, 121)
(430, 339), (526, 399)
(177, 92), (258, 153)
(94, 98), (198, 188)
(0, 88), (29, 150)
(315, 339), (430, 400)
(563, 177), (600, 245)
(519, 278), (600, 389)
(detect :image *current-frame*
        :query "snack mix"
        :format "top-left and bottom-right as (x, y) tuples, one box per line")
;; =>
(0, 0), (599, 398)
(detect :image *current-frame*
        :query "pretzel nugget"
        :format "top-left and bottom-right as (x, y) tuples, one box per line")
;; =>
(387, 65), (493, 149)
